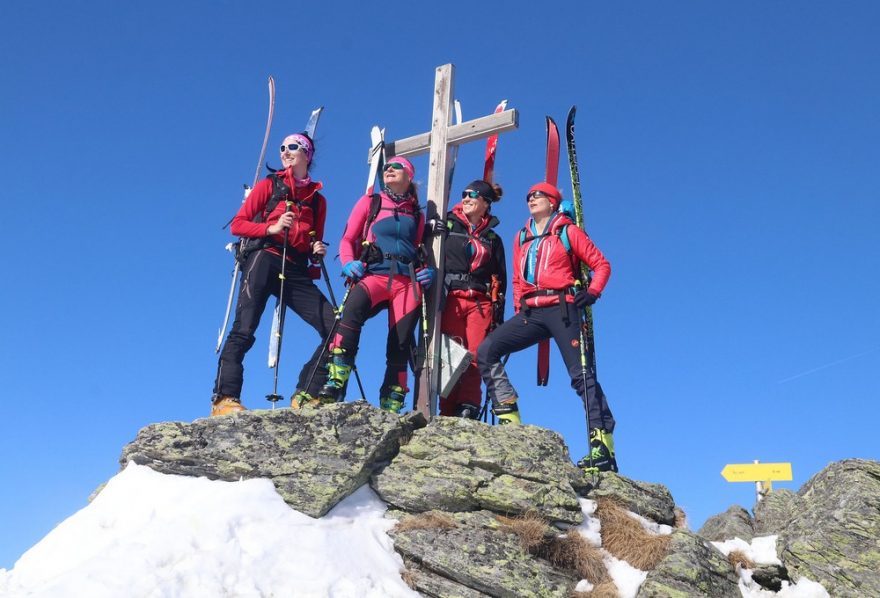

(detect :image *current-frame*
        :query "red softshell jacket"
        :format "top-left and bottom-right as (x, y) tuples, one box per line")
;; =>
(231, 169), (326, 258)
(512, 213), (611, 313)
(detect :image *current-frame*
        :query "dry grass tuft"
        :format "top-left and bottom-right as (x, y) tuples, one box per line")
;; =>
(728, 549), (755, 570)
(496, 511), (551, 552)
(400, 568), (417, 589)
(673, 507), (688, 529)
(394, 510), (457, 532)
(596, 499), (670, 570)
(545, 533), (609, 585)
(587, 580), (622, 597)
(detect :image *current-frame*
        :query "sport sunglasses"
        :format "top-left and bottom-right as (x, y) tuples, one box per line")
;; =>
(280, 143), (307, 153)
(526, 190), (551, 201)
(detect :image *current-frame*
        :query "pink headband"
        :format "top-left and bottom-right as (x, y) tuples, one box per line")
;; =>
(386, 156), (415, 179)
(287, 134), (314, 162)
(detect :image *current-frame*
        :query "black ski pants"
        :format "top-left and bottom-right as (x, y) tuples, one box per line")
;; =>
(214, 250), (335, 400)
(476, 301), (615, 432)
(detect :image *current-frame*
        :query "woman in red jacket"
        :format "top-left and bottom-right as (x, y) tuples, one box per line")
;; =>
(476, 182), (618, 472)
(211, 132), (335, 416)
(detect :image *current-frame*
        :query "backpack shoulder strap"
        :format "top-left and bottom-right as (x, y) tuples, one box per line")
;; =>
(556, 224), (571, 253)
(253, 174), (287, 223)
(361, 193), (383, 240)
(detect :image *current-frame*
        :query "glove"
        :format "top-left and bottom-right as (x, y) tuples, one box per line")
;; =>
(415, 266), (436, 289)
(342, 260), (366, 280)
(573, 289), (598, 309)
(492, 300), (505, 327)
(426, 218), (447, 236)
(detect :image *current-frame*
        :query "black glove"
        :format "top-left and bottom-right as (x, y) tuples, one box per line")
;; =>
(492, 299), (505, 327)
(426, 218), (447, 236)
(573, 289), (598, 309)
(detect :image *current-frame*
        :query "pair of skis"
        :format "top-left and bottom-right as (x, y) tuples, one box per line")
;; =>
(215, 76), (277, 354)
(536, 106), (597, 384)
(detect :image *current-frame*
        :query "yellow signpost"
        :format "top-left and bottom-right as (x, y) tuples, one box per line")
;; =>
(721, 461), (792, 502)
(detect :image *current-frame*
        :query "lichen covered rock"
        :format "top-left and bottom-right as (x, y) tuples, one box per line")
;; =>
(372, 417), (584, 524)
(120, 402), (414, 517)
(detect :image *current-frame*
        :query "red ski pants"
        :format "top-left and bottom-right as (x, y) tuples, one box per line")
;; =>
(439, 291), (493, 415)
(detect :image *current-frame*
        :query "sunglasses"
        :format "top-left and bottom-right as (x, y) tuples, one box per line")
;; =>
(280, 143), (307, 153)
(383, 162), (405, 172)
(527, 190), (550, 201)
(461, 190), (483, 199)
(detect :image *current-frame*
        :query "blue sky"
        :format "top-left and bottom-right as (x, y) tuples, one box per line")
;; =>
(2, 1), (878, 569)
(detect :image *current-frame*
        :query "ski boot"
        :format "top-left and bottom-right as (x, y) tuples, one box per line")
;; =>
(316, 348), (353, 404)
(211, 394), (246, 417)
(577, 428), (618, 473)
(492, 399), (521, 425)
(379, 385), (407, 414)
(454, 403), (481, 420)
(291, 390), (320, 409)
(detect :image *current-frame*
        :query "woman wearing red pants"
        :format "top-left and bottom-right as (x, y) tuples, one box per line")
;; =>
(438, 180), (506, 418)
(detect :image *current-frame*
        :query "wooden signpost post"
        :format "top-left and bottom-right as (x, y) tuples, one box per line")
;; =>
(377, 63), (518, 418)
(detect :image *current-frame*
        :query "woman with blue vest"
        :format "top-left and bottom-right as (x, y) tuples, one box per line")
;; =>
(313, 156), (434, 413)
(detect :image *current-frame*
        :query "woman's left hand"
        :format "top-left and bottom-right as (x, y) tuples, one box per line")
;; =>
(311, 240), (327, 257)
(416, 267), (436, 289)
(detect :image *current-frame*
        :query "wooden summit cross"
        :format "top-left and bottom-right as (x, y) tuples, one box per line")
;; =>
(379, 64), (518, 418)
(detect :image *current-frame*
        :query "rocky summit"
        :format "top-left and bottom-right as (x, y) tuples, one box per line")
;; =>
(120, 402), (879, 597)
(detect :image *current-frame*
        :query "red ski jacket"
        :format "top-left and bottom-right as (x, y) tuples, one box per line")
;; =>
(230, 170), (326, 258)
(512, 213), (610, 312)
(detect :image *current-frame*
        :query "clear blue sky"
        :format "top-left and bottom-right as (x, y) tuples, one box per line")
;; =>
(2, 1), (878, 569)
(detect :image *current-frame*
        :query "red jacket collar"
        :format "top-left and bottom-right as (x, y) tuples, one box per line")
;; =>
(451, 204), (491, 235)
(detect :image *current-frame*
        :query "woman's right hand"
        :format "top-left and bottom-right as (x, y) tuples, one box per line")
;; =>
(267, 211), (295, 235)
(341, 260), (366, 280)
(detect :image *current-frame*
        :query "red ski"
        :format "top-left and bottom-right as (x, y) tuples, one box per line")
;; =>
(536, 116), (560, 385)
(483, 100), (507, 183)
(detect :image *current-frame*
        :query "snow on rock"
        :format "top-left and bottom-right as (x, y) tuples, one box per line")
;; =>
(1, 463), (418, 598)
(713, 535), (782, 565)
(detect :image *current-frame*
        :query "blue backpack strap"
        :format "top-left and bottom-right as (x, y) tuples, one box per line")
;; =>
(557, 224), (571, 253)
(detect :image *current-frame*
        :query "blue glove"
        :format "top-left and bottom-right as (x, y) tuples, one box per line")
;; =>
(342, 260), (366, 280)
(416, 266), (436, 289)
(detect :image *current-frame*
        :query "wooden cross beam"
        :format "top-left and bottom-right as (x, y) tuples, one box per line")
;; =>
(379, 64), (518, 418)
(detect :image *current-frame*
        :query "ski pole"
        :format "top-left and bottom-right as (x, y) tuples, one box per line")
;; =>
(266, 200), (294, 406)
(574, 298), (596, 476)
(302, 282), (358, 399)
(308, 232), (366, 399)
(419, 282), (432, 412)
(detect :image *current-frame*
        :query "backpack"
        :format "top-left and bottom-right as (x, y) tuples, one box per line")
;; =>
(517, 223), (571, 253)
(236, 174), (316, 265)
(358, 193), (421, 264)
